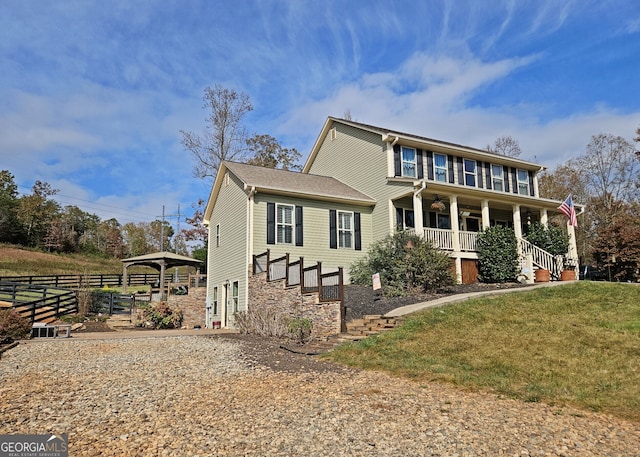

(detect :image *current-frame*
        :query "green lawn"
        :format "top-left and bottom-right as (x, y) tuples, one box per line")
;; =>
(328, 281), (640, 422)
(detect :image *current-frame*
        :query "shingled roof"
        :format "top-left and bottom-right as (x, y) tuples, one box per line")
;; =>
(224, 161), (375, 204)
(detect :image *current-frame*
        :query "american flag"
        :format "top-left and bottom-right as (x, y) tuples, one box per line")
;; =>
(558, 195), (577, 227)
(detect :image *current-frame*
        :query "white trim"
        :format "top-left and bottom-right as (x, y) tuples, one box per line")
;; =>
(337, 210), (354, 249)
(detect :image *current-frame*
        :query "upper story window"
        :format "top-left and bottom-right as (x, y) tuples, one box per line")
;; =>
(338, 211), (353, 248)
(434, 153), (447, 182)
(491, 164), (504, 192)
(402, 147), (417, 178)
(517, 169), (530, 195)
(276, 204), (294, 244)
(464, 159), (476, 187)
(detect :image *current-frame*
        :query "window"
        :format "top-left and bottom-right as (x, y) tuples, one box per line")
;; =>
(517, 169), (529, 195)
(213, 287), (218, 315)
(437, 214), (451, 229)
(215, 224), (220, 247)
(491, 164), (504, 191)
(330, 210), (361, 250)
(402, 147), (417, 177)
(464, 159), (476, 186)
(338, 211), (353, 248)
(434, 153), (447, 182)
(403, 209), (415, 229)
(276, 204), (294, 244)
(232, 281), (239, 313)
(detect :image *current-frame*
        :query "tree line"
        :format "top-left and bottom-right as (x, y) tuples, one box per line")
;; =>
(0, 170), (206, 259)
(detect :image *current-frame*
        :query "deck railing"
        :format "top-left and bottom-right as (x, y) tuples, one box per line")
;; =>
(422, 228), (478, 252)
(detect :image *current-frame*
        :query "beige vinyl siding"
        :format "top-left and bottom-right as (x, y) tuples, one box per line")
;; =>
(253, 193), (373, 279)
(306, 123), (401, 242)
(207, 172), (248, 326)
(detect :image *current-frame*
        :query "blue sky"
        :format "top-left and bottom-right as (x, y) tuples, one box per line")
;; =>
(1, 0), (639, 226)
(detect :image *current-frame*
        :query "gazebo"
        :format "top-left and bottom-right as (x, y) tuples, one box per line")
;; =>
(121, 251), (203, 295)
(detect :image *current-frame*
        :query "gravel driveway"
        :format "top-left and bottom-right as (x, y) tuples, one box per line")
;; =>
(1, 334), (638, 456)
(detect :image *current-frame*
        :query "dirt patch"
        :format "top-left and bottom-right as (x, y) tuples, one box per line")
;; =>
(213, 333), (352, 375)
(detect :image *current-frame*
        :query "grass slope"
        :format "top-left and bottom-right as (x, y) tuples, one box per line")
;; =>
(0, 244), (135, 276)
(328, 282), (640, 422)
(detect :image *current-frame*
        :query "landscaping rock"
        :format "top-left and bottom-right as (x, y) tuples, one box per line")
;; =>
(0, 334), (637, 456)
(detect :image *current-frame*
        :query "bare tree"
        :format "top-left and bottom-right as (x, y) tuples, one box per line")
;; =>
(180, 85), (253, 180)
(486, 135), (522, 158)
(578, 133), (639, 223)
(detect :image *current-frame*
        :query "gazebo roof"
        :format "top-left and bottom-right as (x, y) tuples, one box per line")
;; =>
(121, 251), (203, 270)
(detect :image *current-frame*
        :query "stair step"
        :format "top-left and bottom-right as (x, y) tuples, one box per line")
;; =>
(363, 314), (382, 320)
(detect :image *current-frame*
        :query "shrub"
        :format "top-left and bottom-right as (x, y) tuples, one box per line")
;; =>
(477, 226), (519, 283)
(287, 317), (313, 344)
(0, 309), (32, 339)
(143, 302), (183, 329)
(350, 231), (454, 296)
(234, 307), (289, 338)
(525, 222), (569, 256)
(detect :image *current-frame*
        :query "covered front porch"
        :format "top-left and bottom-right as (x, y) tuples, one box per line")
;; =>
(393, 185), (579, 283)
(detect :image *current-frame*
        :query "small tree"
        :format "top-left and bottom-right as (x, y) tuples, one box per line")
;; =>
(350, 231), (454, 296)
(477, 226), (519, 283)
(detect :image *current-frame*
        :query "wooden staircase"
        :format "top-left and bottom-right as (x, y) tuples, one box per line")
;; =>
(335, 315), (402, 343)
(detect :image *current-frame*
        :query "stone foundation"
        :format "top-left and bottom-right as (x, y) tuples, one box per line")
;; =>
(248, 270), (341, 339)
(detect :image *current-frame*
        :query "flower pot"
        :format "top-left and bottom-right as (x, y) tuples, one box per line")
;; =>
(534, 269), (550, 283)
(561, 270), (576, 281)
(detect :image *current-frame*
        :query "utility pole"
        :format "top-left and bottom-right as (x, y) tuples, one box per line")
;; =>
(156, 205), (182, 253)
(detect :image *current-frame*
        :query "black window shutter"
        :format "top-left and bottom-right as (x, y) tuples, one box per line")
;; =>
(267, 202), (275, 245)
(528, 171), (535, 196)
(329, 210), (337, 249)
(457, 157), (463, 185)
(447, 155), (455, 183)
(396, 207), (404, 229)
(354, 212), (361, 251)
(486, 163), (492, 189)
(417, 149), (424, 179)
(426, 151), (434, 180)
(393, 145), (401, 177)
(503, 165), (510, 192)
(511, 167), (518, 194)
(477, 161), (484, 189)
(295, 205), (303, 246)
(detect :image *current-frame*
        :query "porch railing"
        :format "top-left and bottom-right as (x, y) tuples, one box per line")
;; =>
(518, 238), (563, 278)
(422, 228), (478, 252)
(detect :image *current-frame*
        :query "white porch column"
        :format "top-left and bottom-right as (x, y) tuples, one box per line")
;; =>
(413, 183), (425, 237)
(567, 222), (578, 260)
(540, 208), (548, 226)
(481, 199), (490, 230)
(513, 204), (522, 255)
(449, 196), (462, 284)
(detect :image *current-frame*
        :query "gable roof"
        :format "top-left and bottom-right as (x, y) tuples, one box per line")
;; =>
(204, 161), (375, 223)
(303, 117), (545, 173)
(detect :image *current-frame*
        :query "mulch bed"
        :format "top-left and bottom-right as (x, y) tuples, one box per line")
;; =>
(343, 282), (532, 321)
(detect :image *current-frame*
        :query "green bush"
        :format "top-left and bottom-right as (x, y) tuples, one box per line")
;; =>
(287, 317), (313, 344)
(350, 231), (454, 296)
(143, 302), (183, 329)
(0, 309), (32, 339)
(477, 226), (520, 283)
(525, 222), (569, 256)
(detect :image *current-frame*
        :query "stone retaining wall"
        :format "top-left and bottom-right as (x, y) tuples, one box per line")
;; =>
(248, 270), (341, 339)
(167, 286), (206, 329)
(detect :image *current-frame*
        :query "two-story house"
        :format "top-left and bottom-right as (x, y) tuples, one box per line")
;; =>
(203, 117), (581, 329)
